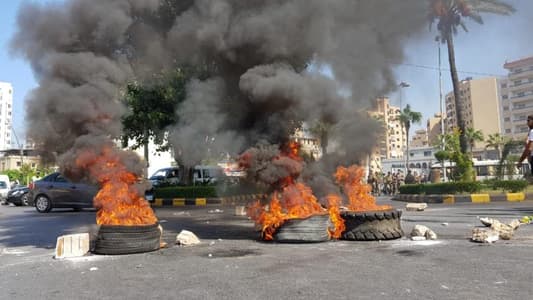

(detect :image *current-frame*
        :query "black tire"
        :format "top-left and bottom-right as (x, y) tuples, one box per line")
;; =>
(272, 214), (331, 243)
(35, 195), (52, 213)
(341, 209), (403, 241)
(93, 223), (160, 255)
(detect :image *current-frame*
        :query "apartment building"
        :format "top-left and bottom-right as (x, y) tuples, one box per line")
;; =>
(367, 97), (406, 172)
(501, 56), (533, 140)
(411, 129), (428, 148)
(427, 113), (444, 146)
(291, 127), (322, 160)
(445, 77), (501, 149)
(0, 82), (13, 150)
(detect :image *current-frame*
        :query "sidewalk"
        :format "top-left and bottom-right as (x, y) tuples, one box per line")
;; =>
(392, 192), (533, 204)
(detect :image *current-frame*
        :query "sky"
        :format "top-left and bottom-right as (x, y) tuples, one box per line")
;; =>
(0, 0), (531, 145)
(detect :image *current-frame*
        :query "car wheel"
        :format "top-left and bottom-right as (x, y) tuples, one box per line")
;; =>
(21, 194), (29, 206)
(35, 195), (52, 213)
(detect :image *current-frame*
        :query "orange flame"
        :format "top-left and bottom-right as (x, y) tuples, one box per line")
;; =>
(326, 194), (345, 239)
(335, 165), (391, 212)
(76, 146), (157, 226)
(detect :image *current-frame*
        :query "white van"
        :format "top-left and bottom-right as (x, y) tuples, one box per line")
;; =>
(193, 165), (224, 185)
(0, 175), (11, 200)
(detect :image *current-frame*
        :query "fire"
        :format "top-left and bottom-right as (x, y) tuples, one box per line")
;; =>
(246, 141), (343, 240)
(76, 146), (158, 226)
(334, 165), (391, 212)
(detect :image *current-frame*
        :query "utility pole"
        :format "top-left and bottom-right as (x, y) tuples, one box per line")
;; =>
(399, 81), (410, 173)
(437, 37), (447, 182)
(11, 127), (23, 168)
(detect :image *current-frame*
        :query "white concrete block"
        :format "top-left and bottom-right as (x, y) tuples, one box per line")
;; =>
(55, 233), (90, 259)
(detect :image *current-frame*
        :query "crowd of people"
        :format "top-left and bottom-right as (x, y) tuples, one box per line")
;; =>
(366, 170), (428, 196)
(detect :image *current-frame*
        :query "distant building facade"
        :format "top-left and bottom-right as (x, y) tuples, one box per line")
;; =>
(367, 97), (407, 173)
(411, 129), (428, 148)
(0, 82), (13, 150)
(291, 127), (322, 160)
(500, 56), (533, 140)
(427, 113), (444, 146)
(445, 77), (501, 149)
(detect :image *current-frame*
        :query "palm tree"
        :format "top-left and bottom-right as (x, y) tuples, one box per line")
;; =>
(465, 127), (484, 155)
(485, 133), (506, 160)
(429, 0), (515, 154)
(398, 104), (422, 172)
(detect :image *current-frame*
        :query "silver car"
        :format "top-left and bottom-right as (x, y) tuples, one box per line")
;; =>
(29, 172), (98, 213)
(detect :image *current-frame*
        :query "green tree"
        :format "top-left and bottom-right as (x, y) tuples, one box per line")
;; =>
(397, 104), (422, 172)
(121, 69), (189, 173)
(465, 127), (484, 155)
(485, 133), (506, 160)
(429, 0), (515, 154)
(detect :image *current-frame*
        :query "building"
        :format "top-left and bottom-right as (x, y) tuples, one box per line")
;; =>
(427, 113), (444, 146)
(501, 56), (533, 140)
(445, 77), (501, 149)
(291, 127), (322, 160)
(381, 146), (436, 178)
(367, 97), (407, 173)
(0, 82), (13, 150)
(411, 129), (428, 148)
(0, 149), (42, 172)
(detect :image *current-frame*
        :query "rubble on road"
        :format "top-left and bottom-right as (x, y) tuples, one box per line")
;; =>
(406, 203), (427, 211)
(208, 209), (224, 214)
(410, 225), (437, 240)
(472, 228), (499, 243)
(235, 206), (247, 216)
(176, 230), (201, 246)
(55, 233), (90, 259)
(472, 217), (522, 242)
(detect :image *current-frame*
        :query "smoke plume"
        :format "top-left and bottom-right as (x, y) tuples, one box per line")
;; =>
(11, 0), (427, 184)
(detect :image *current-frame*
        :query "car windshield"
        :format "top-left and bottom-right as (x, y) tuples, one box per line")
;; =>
(0, 181), (7, 188)
(150, 170), (168, 179)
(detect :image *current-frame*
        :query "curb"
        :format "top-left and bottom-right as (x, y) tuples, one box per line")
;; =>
(150, 194), (267, 207)
(392, 192), (531, 204)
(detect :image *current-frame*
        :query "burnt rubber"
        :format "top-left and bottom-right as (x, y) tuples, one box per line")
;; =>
(93, 223), (161, 255)
(341, 209), (403, 241)
(272, 214), (331, 243)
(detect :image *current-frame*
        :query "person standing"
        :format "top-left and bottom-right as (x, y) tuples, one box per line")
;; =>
(517, 115), (533, 176)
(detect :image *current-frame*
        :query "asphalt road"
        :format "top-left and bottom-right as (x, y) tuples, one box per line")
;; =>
(2, 198), (533, 300)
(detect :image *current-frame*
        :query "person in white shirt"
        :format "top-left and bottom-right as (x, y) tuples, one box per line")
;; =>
(517, 115), (533, 175)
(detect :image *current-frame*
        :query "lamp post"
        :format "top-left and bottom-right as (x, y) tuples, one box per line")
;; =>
(399, 81), (410, 173)
(436, 36), (447, 182)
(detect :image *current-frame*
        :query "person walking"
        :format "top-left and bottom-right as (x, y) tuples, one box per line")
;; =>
(517, 115), (533, 176)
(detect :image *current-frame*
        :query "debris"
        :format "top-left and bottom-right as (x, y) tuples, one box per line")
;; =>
(159, 220), (168, 223)
(471, 228), (499, 243)
(173, 211), (191, 216)
(208, 209), (224, 214)
(479, 217), (497, 227)
(89, 267), (98, 271)
(55, 233), (90, 259)
(441, 223), (449, 226)
(411, 236), (426, 241)
(208, 253), (213, 257)
(176, 230), (201, 246)
(209, 241), (215, 246)
(520, 216), (532, 224)
(406, 203), (427, 211)
(410, 225), (437, 240)
(235, 206), (246, 216)
(490, 221), (514, 240)
(508, 219), (521, 230)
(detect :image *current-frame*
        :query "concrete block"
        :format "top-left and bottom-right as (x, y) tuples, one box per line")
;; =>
(406, 203), (427, 211)
(55, 233), (90, 259)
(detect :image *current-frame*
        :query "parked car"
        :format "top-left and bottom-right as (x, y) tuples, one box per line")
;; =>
(149, 167), (181, 187)
(193, 165), (225, 185)
(6, 186), (30, 206)
(0, 176), (10, 202)
(29, 172), (154, 213)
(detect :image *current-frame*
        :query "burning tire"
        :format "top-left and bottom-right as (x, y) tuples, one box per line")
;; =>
(93, 223), (161, 255)
(272, 214), (331, 243)
(341, 209), (403, 241)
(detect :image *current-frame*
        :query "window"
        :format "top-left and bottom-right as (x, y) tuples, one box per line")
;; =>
(504, 117), (510, 122)
(503, 106), (509, 111)
(423, 151), (432, 157)
(505, 129), (511, 133)
(501, 83), (507, 89)
(502, 95), (508, 100)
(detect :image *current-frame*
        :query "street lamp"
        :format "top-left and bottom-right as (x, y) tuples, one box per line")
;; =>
(436, 36), (447, 182)
(398, 81), (410, 173)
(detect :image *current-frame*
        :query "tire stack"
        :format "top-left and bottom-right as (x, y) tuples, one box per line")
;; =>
(341, 209), (403, 241)
(272, 214), (331, 243)
(93, 223), (161, 255)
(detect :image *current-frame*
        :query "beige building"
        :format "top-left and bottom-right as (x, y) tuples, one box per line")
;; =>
(427, 113), (444, 146)
(0, 149), (42, 172)
(411, 129), (428, 148)
(367, 97), (407, 172)
(445, 77), (501, 149)
(501, 56), (533, 140)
